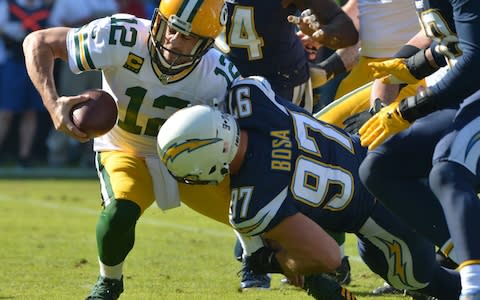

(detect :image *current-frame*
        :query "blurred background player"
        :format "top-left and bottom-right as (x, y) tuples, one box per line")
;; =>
(0, 0), (53, 168)
(23, 0), (239, 299)
(218, 0), (358, 290)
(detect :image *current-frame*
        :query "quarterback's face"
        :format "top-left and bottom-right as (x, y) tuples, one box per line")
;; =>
(160, 26), (201, 65)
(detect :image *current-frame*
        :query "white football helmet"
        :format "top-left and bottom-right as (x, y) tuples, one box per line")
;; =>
(157, 105), (239, 184)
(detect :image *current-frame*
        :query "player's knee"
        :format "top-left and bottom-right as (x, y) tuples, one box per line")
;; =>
(97, 199), (141, 238)
(429, 161), (474, 197)
(429, 162), (453, 193)
(359, 154), (386, 191)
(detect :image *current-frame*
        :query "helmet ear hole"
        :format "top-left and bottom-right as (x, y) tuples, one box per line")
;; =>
(208, 166), (216, 175)
(220, 166), (229, 176)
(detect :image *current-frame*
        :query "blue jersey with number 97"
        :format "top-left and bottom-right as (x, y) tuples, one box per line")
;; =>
(227, 77), (373, 236)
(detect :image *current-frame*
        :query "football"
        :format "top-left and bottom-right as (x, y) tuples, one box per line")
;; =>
(71, 89), (118, 138)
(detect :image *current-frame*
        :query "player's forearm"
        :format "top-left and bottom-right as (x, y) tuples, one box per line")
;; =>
(275, 244), (340, 275)
(263, 213), (341, 275)
(341, 0), (359, 30)
(370, 80), (400, 106)
(302, 0), (359, 49)
(320, 14), (358, 49)
(23, 28), (69, 113)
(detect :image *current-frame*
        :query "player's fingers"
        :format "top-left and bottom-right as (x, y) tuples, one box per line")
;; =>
(366, 126), (384, 147)
(287, 15), (301, 24)
(309, 21), (320, 31)
(360, 126), (376, 146)
(303, 13), (316, 24)
(69, 94), (90, 105)
(382, 75), (405, 84)
(369, 131), (388, 150)
(360, 124), (381, 147)
(300, 9), (313, 18)
(63, 121), (89, 142)
(358, 115), (376, 135)
(370, 69), (387, 78)
(312, 29), (325, 41)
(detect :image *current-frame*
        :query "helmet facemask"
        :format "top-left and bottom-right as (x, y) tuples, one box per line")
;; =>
(149, 8), (214, 78)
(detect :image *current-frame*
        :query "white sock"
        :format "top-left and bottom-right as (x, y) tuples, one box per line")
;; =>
(234, 230), (264, 256)
(99, 258), (123, 280)
(460, 264), (480, 294)
(339, 243), (345, 258)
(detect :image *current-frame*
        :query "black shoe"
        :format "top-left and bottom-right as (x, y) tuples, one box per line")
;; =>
(304, 273), (357, 299)
(238, 258), (271, 291)
(327, 256), (351, 285)
(85, 276), (124, 300)
(372, 282), (403, 295)
(408, 289), (439, 300)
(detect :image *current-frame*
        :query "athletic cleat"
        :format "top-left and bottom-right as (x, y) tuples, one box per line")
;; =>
(372, 282), (438, 299)
(372, 282), (403, 295)
(238, 259), (271, 291)
(239, 271), (271, 291)
(304, 273), (357, 299)
(85, 276), (124, 300)
(326, 256), (352, 286)
(336, 256), (352, 285)
(409, 290), (438, 300)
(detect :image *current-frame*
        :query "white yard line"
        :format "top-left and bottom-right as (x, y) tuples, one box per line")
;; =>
(0, 194), (363, 262)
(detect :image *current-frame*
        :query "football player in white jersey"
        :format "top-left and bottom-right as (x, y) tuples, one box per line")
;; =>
(23, 0), (239, 298)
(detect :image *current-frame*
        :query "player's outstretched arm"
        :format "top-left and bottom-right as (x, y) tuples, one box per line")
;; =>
(23, 28), (89, 142)
(263, 212), (341, 276)
(285, 0), (358, 49)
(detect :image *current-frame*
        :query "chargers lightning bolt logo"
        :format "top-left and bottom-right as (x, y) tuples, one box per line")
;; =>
(162, 138), (221, 163)
(465, 131), (480, 160)
(387, 240), (407, 284)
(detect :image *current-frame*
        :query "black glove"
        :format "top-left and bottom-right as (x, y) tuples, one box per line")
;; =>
(304, 273), (357, 300)
(342, 98), (384, 135)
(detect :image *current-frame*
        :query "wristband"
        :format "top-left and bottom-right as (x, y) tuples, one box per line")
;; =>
(317, 52), (347, 78)
(430, 41), (448, 68)
(393, 45), (420, 58)
(405, 49), (439, 80)
(245, 247), (283, 274)
(399, 89), (437, 122)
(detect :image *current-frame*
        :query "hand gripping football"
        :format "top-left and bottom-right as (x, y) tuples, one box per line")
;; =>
(71, 89), (118, 138)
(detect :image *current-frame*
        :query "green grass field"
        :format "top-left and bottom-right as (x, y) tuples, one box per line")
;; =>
(0, 179), (415, 299)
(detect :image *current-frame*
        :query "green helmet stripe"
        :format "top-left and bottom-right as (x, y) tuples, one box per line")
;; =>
(177, 0), (205, 23)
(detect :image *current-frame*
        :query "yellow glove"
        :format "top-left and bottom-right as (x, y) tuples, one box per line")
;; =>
(359, 101), (411, 150)
(368, 58), (421, 85)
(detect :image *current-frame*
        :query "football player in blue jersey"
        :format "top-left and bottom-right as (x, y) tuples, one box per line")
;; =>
(222, 0), (358, 289)
(157, 76), (461, 299)
(223, 0), (357, 113)
(356, 0), (480, 299)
